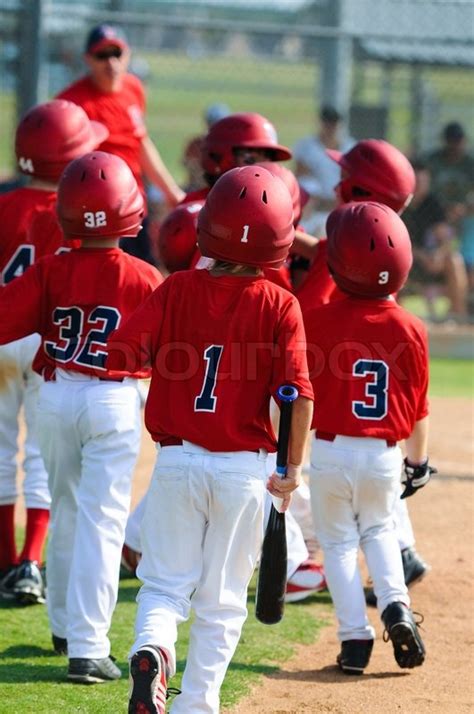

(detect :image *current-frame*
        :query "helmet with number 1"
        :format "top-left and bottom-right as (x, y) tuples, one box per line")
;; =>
(201, 113), (292, 180)
(198, 166), (294, 268)
(327, 139), (416, 214)
(158, 201), (204, 272)
(57, 151), (144, 240)
(326, 201), (412, 297)
(15, 100), (108, 182)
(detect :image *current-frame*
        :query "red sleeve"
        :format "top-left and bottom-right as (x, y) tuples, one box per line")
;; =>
(270, 296), (313, 401)
(105, 280), (167, 372)
(0, 263), (44, 343)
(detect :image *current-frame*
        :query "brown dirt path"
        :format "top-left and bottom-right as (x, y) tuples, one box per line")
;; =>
(228, 397), (474, 714)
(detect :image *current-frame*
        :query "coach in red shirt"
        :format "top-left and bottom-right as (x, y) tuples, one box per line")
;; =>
(57, 24), (184, 263)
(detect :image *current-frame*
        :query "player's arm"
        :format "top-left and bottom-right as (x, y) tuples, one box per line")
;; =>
(405, 415), (429, 464)
(0, 264), (43, 344)
(140, 136), (185, 207)
(105, 283), (166, 373)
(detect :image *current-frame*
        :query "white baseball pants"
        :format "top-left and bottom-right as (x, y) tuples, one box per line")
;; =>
(0, 335), (50, 509)
(37, 369), (141, 658)
(132, 442), (268, 714)
(310, 435), (409, 642)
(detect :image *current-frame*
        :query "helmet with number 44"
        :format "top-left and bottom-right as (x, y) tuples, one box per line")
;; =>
(57, 151), (144, 240)
(326, 201), (413, 297)
(197, 165), (294, 268)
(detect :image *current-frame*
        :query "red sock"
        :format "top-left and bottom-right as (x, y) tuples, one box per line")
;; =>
(0, 504), (18, 570)
(19, 508), (50, 564)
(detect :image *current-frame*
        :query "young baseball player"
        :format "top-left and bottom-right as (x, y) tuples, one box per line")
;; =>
(106, 165), (314, 713)
(305, 201), (433, 674)
(0, 151), (162, 681)
(0, 100), (108, 605)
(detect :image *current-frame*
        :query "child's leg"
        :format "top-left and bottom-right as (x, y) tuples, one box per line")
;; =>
(356, 446), (409, 615)
(37, 379), (82, 640)
(66, 380), (141, 659)
(172, 449), (267, 714)
(310, 439), (374, 643)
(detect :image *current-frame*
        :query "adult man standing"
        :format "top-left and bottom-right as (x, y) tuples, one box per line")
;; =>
(57, 24), (184, 262)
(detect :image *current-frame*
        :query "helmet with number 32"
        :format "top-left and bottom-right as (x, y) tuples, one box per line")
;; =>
(326, 201), (413, 297)
(57, 151), (144, 240)
(197, 165), (294, 268)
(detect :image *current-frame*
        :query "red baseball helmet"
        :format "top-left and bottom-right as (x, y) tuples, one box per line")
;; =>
(198, 165), (294, 268)
(15, 100), (108, 182)
(255, 161), (302, 226)
(57, 151), (144, 240)
(201, 113), (292, 179)
(158, 201), (203, 272)
(327, 139), (415, 214)
(326, 201), (413, 297)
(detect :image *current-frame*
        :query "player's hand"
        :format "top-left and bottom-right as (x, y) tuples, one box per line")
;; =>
(266, 463), (302, 512)
(401, 457), (437, 499)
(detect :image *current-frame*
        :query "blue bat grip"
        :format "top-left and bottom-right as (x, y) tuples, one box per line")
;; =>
(277, 385), (299, 403)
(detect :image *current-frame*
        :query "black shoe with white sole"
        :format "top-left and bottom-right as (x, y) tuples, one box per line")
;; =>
(382, 601), (425, 669)
(67, 655), (121, 684)
(12, 560), (46, 605)
(337, 639), (374, 675)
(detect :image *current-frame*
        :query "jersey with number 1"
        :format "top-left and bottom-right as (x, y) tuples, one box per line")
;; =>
(0, 187), (74, 285)
(304, 296), (429, 441)
(106, 269), (313, 453)
(0, 247), (162, 379)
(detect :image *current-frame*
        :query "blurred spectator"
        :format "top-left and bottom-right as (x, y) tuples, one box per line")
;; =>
(458, 191), (474, 306)
(57, 23), (184, 264)
(425, 122), (474, 221)
(181, 102), (231, 192)
(402, 159), (468, 320)
(293, 105), (355, 235)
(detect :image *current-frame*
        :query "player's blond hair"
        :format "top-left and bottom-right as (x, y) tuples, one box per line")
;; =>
(211, 260), (262, 276)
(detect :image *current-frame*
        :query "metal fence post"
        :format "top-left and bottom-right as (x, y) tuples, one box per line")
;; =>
(17, 0), (43, 121)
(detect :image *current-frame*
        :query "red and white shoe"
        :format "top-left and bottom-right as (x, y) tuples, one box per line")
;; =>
(121, 544), (142, 578)
(285, 561), (327, 603)
(129, 646), (169, 714)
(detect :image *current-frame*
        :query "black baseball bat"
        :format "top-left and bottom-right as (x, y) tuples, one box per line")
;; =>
(255, 384), (299, 625)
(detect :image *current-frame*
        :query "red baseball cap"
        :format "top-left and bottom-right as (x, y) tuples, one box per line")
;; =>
(85, 24), (129, 54)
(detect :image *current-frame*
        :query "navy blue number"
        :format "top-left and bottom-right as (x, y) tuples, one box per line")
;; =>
(194, 345), (224, 412)
(2, 245), (35, 284)
(352, 359), (389, 420)
(44, 307), (83, 362)
(75, 306), (120, 368)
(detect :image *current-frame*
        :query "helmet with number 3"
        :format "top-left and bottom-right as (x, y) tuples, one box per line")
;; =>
(201, 113), (292, 180)
(327, 139), (415, 214)
(197, 165), (294, 268)
(15, 100), (108, 182)
(57, 151), (144, 240)
(326, 201), (412, 297)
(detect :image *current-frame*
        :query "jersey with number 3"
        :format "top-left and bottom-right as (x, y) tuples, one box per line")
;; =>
(106, 269), (313, 452)
(0, 247), (162, 379)
(0, 187), (75, 285)
(304, 296), (429, 440)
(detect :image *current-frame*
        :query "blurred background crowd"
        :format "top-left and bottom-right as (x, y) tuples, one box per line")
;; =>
(1, 0), (473, 322)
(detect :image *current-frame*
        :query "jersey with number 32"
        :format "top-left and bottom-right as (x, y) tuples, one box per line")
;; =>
(304, 296), (429, 441)
(106, 269), (313, 452)
(0, 247), (162, 379)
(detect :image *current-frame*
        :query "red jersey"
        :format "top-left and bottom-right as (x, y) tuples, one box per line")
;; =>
(0, 187), (73, 284)
(106, 269), (313, 452)
(57, 74), (147, 194)
(295, 239), (342, 313)
(0, 247), (162, 379)
(304, 296), (429, 441)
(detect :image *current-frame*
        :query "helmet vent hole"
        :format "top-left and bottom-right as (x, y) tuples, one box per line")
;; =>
(388, 235), (394, 248)
(374, 218), (379, 222)
(370, 238), (375, 251)
(100, 169), (106, 180)
(239, 187), (247, 199)
(80, 171), (86, 182)
(262, 190), (268, 204)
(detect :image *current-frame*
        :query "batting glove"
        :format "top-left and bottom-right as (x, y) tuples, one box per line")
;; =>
(401, 457), (437, 499)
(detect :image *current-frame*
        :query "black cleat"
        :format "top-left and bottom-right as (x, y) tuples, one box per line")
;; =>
(0, 565), (19, 601)
(129, 646), (169, 714)
(365, 547), (430, 607)
(12, 560), (46, 605)
(67, 655), (121, 684)
(382, 601), (425, 669)
(52, 634), (68, 656)
(337, 639), (374, 675)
